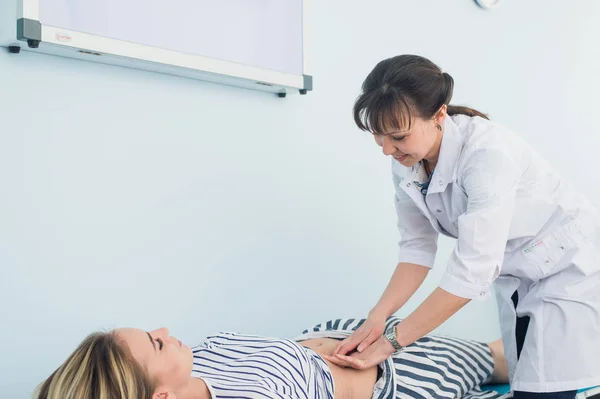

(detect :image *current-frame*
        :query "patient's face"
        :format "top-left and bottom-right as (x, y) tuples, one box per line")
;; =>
(117, 327), (193, 392)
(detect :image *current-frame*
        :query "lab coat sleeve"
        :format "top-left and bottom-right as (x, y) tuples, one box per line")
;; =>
(393, 170), (439, 268)
(439, 149), (519, 300)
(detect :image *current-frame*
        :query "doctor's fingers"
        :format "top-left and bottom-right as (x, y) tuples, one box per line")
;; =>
(321, 354), (368, 370)
(333, 331), (366, 356)
(333, 337), (357, 356)
(356, 329), (383, 353)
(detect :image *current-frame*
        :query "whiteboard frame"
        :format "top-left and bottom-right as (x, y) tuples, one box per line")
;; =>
(14, 0), (312, 96)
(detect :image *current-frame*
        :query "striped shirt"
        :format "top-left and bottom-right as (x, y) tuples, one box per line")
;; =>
(191, 332), (335, 399)
(297, 317), (509, 399)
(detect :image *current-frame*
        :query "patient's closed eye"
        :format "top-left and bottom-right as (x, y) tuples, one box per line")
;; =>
(156, 338), (164, 350)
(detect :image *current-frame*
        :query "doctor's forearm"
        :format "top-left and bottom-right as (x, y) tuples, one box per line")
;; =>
(394, 287), (471, 347)
(370, 262), (430, 319)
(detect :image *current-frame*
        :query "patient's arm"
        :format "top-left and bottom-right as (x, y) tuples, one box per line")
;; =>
(488, 339), (509, 384)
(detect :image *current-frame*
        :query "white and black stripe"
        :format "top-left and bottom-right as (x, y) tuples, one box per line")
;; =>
(299, 317), (511, 399)
(191, 332), (335, 399)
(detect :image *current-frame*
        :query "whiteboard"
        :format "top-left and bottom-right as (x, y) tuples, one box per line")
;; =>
(11, 0), (312, 96)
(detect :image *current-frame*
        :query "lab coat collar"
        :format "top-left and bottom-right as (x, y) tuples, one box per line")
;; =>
(425, 115), (464, 194)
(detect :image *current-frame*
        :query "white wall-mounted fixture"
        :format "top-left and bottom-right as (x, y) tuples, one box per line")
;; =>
(1, 0), (312, 98)
(474, 0), (501, 9)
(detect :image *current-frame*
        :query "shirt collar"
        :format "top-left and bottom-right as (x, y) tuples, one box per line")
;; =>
(425, 115), (464, 194)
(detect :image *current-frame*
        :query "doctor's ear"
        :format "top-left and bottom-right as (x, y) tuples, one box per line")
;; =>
(433, 104), (448, 129)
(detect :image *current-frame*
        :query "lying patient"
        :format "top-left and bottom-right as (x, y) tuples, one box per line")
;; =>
(36, 317), (508, 399)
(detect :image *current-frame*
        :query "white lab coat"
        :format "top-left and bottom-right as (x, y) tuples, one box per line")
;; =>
(393, 114), (600, 392)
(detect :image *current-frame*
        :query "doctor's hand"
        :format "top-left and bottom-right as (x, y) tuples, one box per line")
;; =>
(332, 313), (387, 357)
(323, 335), (394, 370)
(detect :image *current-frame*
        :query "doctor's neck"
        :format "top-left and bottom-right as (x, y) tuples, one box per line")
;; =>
(422, 124), (444, 170)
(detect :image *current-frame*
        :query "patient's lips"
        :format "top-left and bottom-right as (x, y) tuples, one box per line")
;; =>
(169, 335), (183, 348)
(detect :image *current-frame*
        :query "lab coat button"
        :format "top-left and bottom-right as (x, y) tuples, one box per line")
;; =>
(480, 292), (486, 296)
(436, 209), (442, 213)
(407, 183), (411, 187)
(439, 181), (444, 186)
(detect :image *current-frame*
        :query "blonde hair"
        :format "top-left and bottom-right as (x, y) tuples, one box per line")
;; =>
(34, 331), (156, 399)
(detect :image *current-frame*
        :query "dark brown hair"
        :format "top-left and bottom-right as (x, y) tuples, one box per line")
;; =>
(353, 54), (489, 135)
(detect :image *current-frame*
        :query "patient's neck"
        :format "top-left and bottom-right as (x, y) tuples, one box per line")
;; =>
(177, 377), (212, 399)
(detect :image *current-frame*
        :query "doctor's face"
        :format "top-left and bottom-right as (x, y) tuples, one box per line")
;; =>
(373, 113), (443, 167)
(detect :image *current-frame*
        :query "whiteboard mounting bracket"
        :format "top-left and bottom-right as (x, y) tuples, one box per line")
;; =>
(17, 18), (41, 48)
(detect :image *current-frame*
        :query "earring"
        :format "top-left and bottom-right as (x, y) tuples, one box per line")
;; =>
(436, 123), (442, 131)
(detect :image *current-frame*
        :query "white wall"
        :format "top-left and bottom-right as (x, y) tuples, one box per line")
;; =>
(1, 0), (599, 397)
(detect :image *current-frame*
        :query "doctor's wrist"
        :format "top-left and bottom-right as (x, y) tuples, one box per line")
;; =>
(384, 323), (404, 352)
(393, 323), (410, 348)
(368, 306), (390, 320)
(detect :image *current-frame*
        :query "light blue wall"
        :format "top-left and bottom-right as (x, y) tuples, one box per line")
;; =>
(1, 1), (600, 397)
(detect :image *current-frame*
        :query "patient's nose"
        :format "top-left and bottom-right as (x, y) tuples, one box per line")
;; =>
(150, 327), (170, 338)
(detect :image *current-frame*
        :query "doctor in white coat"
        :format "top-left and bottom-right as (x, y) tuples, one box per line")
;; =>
(328, 55), (600, 398)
